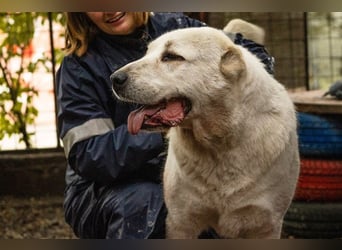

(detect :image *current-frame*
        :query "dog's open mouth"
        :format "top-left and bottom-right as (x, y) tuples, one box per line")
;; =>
(127, 98), (191, 135)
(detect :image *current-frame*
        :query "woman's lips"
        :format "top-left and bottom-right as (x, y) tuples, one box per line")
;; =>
(106, 12), (126, 23)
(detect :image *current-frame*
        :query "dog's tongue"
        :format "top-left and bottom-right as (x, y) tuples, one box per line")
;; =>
(127, 100), (185, 135)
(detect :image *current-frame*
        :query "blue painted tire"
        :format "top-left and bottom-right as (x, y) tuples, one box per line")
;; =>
(297, 112), (342, 157)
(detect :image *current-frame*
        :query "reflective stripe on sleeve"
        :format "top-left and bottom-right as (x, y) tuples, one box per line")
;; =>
(62, 118), (114, 158)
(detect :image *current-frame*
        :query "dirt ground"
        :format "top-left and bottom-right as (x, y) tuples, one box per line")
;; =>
(0, 195), (77, 239)
(0, 195), (298, 239)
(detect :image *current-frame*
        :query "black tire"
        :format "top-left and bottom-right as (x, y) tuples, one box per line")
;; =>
(284, 201), (342, 222)
(282, 226), (342, 239)
(283, 220), (342, 231)
(283, 201), (342, 238)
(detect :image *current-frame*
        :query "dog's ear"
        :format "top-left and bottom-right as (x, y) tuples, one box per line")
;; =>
(220, 46), (246, 82)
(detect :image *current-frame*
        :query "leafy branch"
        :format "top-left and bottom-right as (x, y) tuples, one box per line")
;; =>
(0, 12), (63, 149)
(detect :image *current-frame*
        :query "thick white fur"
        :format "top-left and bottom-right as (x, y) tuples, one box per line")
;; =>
(112, 26), (299, 239)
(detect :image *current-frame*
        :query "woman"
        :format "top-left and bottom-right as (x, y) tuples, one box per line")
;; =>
(57, 12), (274, 239)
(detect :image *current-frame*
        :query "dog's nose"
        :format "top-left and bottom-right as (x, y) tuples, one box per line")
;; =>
(110, 71), (128, 87)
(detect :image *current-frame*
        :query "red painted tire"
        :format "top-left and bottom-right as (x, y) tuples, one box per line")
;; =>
(300, 158), (342, 175)
(297, 175), (342, 189)
(294, 188), (342, 201)
(293, 158), (342, 201)
(294, 175), (342, 201)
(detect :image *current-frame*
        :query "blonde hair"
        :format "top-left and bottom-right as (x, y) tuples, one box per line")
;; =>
(64, 12), (150, 57)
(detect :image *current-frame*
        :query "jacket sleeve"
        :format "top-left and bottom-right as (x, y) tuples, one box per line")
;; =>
(57, 56), (165, 185)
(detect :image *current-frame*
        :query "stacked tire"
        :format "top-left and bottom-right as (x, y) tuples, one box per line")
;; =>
(282, 112), (342, 238)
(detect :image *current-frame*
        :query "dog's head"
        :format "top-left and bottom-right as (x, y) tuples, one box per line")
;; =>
(111, 27), (247, 135)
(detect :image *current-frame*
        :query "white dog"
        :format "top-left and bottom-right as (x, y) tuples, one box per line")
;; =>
(111, 25), (299, 239)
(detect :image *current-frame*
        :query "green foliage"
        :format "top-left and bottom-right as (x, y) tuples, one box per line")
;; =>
(0, 12), (63, 149)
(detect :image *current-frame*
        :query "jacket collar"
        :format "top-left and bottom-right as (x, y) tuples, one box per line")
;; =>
(95, 25), (151, 49)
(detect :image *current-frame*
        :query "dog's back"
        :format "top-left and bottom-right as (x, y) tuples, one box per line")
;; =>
(223, 18), (265, 45)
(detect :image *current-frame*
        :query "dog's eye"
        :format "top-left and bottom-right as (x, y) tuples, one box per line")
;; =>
(161, 52), (185, 62)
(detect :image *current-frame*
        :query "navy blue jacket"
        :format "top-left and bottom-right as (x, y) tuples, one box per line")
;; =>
(56, 12), (274, 239)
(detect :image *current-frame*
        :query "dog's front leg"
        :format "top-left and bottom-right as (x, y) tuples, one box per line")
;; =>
(217, 205), (282, 239)
(165, 214), (204, 239)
